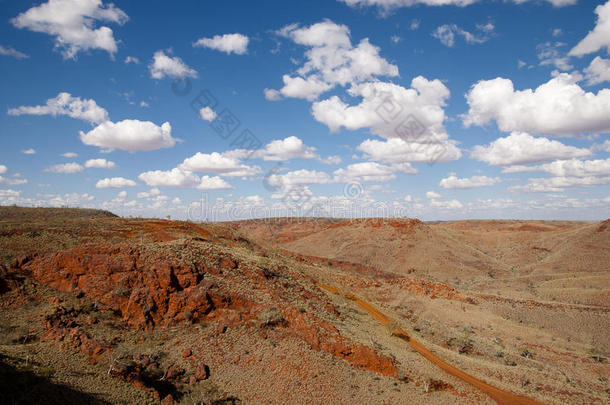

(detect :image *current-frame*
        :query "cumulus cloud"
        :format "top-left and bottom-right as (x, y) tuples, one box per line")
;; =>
(439, 173), (500, 189)
(199, 107), (217, 121)
(149, 50), (197, 79)
(266, 169), (333, 190)
(257, 136), (341, 163)
(0, 45), (29, 59)
(510, 158), (610, 192)
(61, 152), (78, 158)
(426, 191), (442, 199)
(22, 149), (36, 155)
(179, 152), (261, 177)
(0, 165), (6, 174)
(470, 132), (592, 166)
(44, 162), (84, 173)
(463, 73), (610, 136)
(85, 158), (116, 169)
(8, 92), (109, 124)
(278, 75), (333, 101)
(430, 198), (463, 209)
(432, 24), (492, 47)
(569, 1), (610, 57)
(124, 56), (139, 64)
(313, 78), (460, 159)
(333, 162), (415, 182)
(358, 137), (461, 164)
(536, 41), (572, 71)
(11, 0), (128, 59)
(584, 56), (610, 85)
(264, 88), (282, 101)
(0, 176), (27, 186)
(271, 20), (398, 100)
(138, 168), (232, 189)
(193, 33), (249, 55)
(511, 175), (610, 193)
(338, 0), (575, 12)
(96, 177), (137, 188)
(197, 176), (233, 190)
(80, 119), (177, 152)
(137, 188), (161, 198)
(506, 158), (610, 177)
(138, 168), (200, 188)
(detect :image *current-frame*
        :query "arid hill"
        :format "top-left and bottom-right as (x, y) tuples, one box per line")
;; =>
(1, 208), (608, 404)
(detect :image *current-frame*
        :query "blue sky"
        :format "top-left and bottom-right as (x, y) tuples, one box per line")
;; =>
(1, 0), (609, 221)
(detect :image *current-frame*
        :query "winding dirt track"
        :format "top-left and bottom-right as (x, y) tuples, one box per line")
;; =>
(319, 283), (545, 405)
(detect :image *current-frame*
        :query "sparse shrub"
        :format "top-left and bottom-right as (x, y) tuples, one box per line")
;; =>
(591, 347), (606, 363)
(258, 308), (286, 328)
(456, 333), (473, 354)
(113, 284), (130, 298)
(520, 348), (533, 359)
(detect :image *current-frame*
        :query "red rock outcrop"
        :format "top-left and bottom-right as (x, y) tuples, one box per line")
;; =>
(19, 242), (257, 330)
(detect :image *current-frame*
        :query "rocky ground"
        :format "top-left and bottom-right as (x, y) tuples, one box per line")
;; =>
(0, 207), (608, 404)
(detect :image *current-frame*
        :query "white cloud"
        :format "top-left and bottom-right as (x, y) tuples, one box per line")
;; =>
(179, 152), (261, 177)
(267, 169), (333, 189)
(197, 176), (233, 190)
(430, 198), (463, 209)
(509, 158), (610, 192)
(124, 56), (139, 64)
(11, 0), (128, 59)
(8, 92), (109, 124)
(312, 79), (459, 155)
(272, 20), (398, 99)
(584, 56), (610, 85)
(439, 173), (500, 189)
(0, 165), (6, 174)
(61, 152), (78, 158)
(463, 73), (610, 136)
(569, 1), (610, 57)
(426, 191), (442, 199)
(22, 148), (36, 155)
(358, 137), (461, 164)
(338, 0), (576, 12)
(96, 177), (137, 188)
(264, 88), (282, 101)
(137, 188), (161, 198)
(536, 41), (572, 71)
(199, 106), (217, 121)
(278, 75), (333, 101)
(138, 168), (232, 189)
(257, 136), (340, 163)
(116, 190), (127, 200)
(0, 45), (29, 59)
(333, 162), (406, 182)
(80, 120), (177, 152)
(0, 176), (27, 186)
(44, 162), (84, 173)
(511, 176), (610, 193)
(138, 168), (200, 188)
(390, 35), (401, 43)
(470, 132), (592, 166)
(193, 33), (249, 55)
(140, 101), (149, 108)
(85, 158), (116, 169)
(432, 24), (491, 47)
(505, 158), (610, 177)
(595, 139), (610, 152)
(149, 50), (197, 79)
